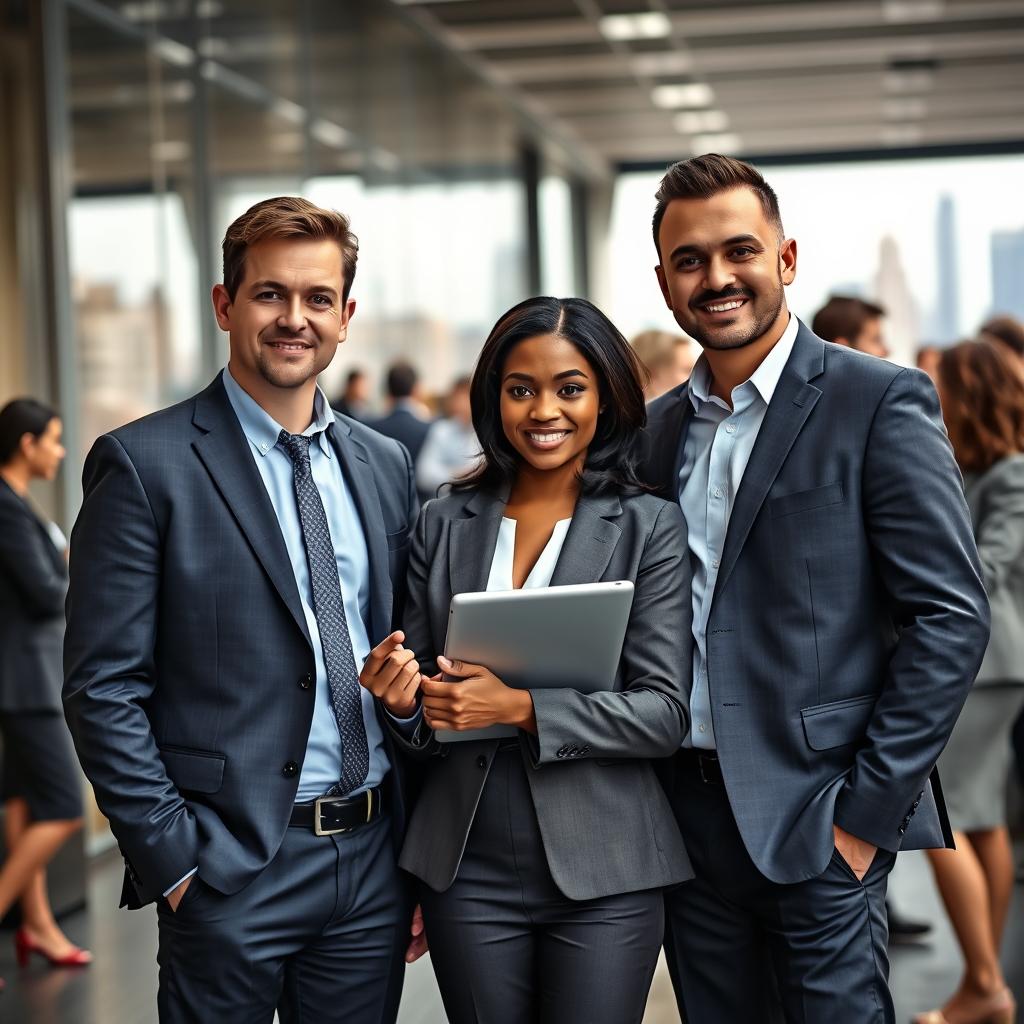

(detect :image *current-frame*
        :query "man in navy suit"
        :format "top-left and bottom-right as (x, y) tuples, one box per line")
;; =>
(642, 155), (990, 1023)
(64, 197), (423, 1022)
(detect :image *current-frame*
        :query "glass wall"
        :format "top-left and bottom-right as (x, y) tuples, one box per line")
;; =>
(62, 0), (570, 463)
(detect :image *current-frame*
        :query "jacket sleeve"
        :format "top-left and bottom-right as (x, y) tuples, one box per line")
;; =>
(382, 498), (439, 758)
(833, 369), (991, 850)
(0, 499), (67, 617)
(62, 434), (198, 904)
(528, 501), (692, 764)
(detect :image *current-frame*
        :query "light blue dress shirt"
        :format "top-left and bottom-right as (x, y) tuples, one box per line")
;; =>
(677, 315), (799, 750)
(222, 367), (390, 801)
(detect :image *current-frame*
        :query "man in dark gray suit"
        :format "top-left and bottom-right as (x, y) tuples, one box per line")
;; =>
(642, 155), (991, 1023)
(64, 197), (422, 1022)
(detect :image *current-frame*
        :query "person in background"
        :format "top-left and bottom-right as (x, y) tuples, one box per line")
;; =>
(914, 339), (1024, 1024)
(811, 295), (890, 358)
(0, 399), (91, 993)
(334, 367), (372, 421)
(917, 345), (943, 384)
(370, 361), (433, 465)
(415, 375), (478, 500)
(630, 329), (698, 400)
(980, 315), (1024, 362)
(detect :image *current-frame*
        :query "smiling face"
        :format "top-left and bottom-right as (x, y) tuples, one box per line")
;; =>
(655, 186), (796, 352)
(213, 236), (354, 398)
(500, 333), (601, 476)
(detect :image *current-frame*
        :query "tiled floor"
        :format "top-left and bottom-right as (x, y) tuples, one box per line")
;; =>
(0, 845), (1020, 1022)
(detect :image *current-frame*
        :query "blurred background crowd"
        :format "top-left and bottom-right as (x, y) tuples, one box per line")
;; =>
(0, 0), (1022, 1020)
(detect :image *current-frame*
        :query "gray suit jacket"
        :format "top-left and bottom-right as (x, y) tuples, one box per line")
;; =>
(396, 487), (694, 901)
(63, 376), (419, 908)
(965, 454), (1024, 686)
(642, 323), (991, 884)
(0, 478), (68, 712)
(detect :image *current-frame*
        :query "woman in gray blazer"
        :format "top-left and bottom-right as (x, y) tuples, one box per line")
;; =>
(0, 399), (91, 988)
(361, 297), (693, 1024)
(915, 340), (1024, 1024)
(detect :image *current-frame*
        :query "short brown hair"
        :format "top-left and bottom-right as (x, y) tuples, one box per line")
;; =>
(222, 196), (359, 301)
(980, 315), (1024, 358)
(652, 154), (783, 256)
(812, 296), (885, 346)
(938, 339), (1024, 473)
(630, 330), (689, 375)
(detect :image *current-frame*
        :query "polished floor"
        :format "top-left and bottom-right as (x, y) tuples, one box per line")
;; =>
(0, 845), (1021, 1022)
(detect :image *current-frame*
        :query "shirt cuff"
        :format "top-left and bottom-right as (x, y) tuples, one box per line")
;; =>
(384, 703), (423, 736)
(162, 867), (198, 898)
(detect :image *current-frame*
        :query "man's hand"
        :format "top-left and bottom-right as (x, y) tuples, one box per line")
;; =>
(421, 656), (536, 734)
(359, 631), (423, 718)
(167, 875), (192, 912)
(405, 904), (428, 963)
(833, 823), (877, 882)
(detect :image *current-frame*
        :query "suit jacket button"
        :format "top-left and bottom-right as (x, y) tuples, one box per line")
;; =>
(476, 755), (487, 769)
(282, 761), (299, 778)
(298, 673), (313, 690)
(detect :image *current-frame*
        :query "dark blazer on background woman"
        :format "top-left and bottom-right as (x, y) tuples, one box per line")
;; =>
(0, 477), (68, 713)
(397, 485), (694, 900)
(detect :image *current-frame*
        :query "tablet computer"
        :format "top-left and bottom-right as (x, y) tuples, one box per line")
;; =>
(434, 580), (635, 743)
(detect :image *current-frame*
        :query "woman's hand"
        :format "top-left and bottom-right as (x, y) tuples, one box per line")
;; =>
(421, 656), (536, 734)
(359, 631), (423, 718)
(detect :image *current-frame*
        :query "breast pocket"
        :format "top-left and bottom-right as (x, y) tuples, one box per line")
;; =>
(769, 482), (845, 519)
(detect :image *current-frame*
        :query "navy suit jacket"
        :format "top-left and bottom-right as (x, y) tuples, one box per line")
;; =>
(642, 323), (990, 883)
(63, 375), (419, 908)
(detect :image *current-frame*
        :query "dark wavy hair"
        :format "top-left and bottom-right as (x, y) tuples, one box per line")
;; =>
(456, 296), (650, 496)
(0, 398), (58, 466)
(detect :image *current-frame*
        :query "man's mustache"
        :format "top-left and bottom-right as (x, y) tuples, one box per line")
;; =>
(691, 287), (753, 307)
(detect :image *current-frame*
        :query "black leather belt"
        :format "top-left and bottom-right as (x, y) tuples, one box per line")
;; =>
(289, 778), (389, 835)
(679, 748), (724, 786)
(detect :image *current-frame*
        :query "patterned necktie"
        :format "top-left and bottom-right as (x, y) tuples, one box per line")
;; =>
(277, 429), (369, 796)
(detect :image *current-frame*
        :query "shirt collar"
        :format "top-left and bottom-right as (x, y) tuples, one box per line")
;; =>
(688, 313), (799, 413)
(221, 366), (335, 459)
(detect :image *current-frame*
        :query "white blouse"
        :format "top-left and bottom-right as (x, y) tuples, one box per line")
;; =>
(485, 517), (572, 592)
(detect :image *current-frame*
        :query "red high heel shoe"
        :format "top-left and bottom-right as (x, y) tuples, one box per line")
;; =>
(14, 928), (92, 968)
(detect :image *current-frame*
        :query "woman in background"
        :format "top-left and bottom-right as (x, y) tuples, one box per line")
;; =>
(361, 296), (693, 1024)
(0, 398), (91, 988)
(915, 340), (1024, 1024)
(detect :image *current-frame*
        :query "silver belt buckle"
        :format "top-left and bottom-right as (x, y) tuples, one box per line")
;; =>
(314, 796), (353, 836)
(313, 789), (374, 836)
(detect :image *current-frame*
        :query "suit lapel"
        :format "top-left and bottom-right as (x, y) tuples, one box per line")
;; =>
(327, 419), (392, 641)
(449, 489), (506, 596)
(646, 386), (693, 498)
(191, 377), (310, 643)
(549, 492), (622, 586)
(713, 327), (824, 599)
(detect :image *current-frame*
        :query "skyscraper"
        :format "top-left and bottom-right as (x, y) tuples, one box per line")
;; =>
(933, 195), (960, 344)
(991, 228), (1024, 322)
(873, 235), (919, 366)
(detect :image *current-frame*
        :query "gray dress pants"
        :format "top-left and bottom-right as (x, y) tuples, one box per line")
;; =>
(419, 744), (664, 1024)
(156, 812), (409, 1023)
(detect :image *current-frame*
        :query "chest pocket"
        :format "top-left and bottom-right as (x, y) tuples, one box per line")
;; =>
(769, 481), (845, 519)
